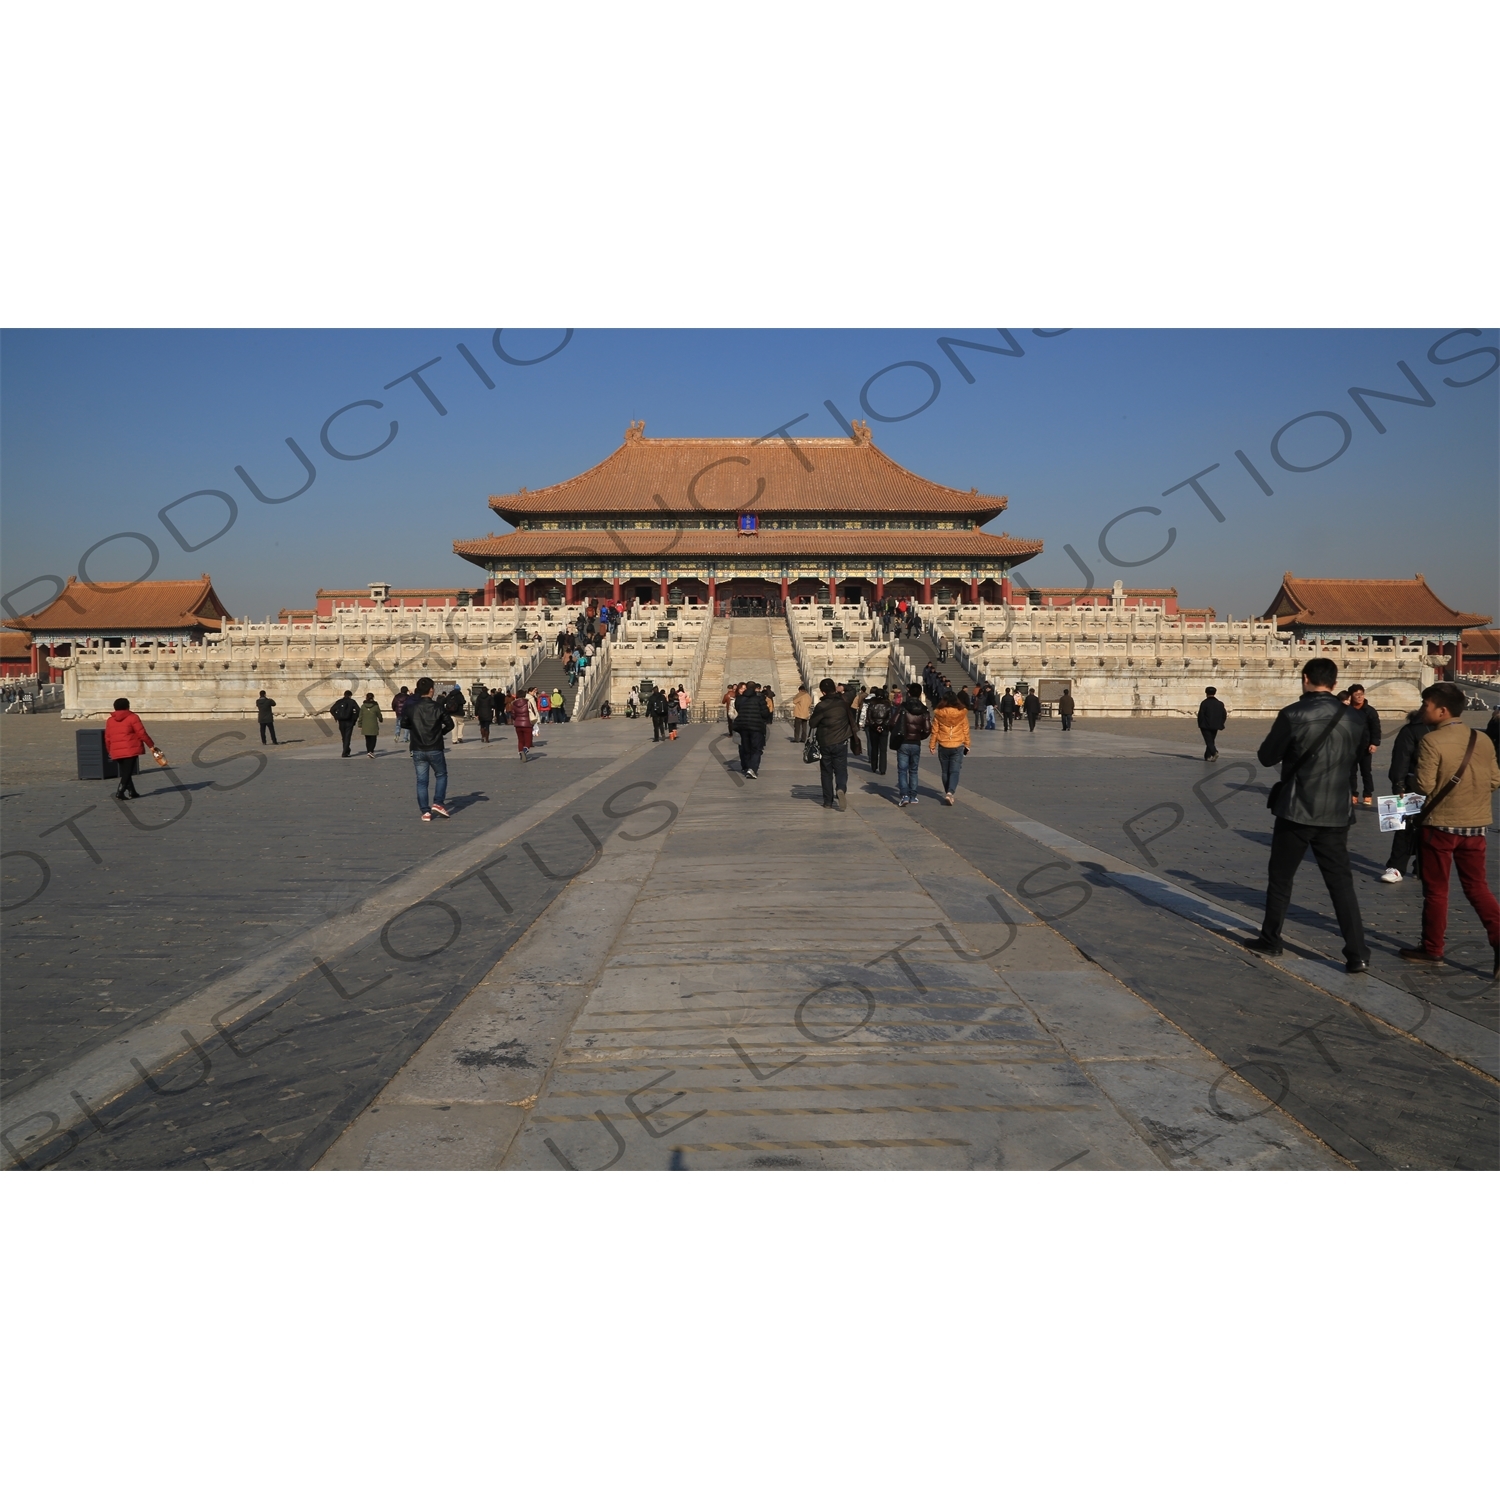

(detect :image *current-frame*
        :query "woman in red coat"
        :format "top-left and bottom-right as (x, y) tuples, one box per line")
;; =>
(103, 697), (155, 799)
(509, 689), (533, 763)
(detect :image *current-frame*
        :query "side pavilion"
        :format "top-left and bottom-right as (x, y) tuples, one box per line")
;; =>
(1262, 573), (1491, 678)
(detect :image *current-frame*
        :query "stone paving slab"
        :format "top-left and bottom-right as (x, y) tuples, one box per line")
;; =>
(7, 712), (1490, 1172)
(895, 793), (1498, 1171)
(332, 727), (1345, 1170)
(2, 733), (690, 1168)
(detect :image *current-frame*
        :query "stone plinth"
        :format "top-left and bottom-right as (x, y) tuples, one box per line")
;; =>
(59, 607), (545, 719)
(939, 605), (1434, 714)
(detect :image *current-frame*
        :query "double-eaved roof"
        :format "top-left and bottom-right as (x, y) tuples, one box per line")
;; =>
(5, 575), (232, 634)
(1263, 574), (1490, 632)
(485, 425), (1009, 523)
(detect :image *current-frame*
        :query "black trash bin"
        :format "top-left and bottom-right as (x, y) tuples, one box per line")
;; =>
(76, 728), (118, 780)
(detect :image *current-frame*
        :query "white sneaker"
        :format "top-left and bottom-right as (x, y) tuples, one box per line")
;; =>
(1379, 867), (1403, 883)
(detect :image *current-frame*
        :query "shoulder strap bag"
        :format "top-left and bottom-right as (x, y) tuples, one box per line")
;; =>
(1266, 702), (1346, 811)
(1412, 729), (1478, 828)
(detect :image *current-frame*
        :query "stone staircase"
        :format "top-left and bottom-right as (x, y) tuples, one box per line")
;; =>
(768, 616), (802, 699)
(694, 615), (730, 710)
(898, 627), (980, 694)
(517, 650), (575, 714)
(722, 618), (778, 696)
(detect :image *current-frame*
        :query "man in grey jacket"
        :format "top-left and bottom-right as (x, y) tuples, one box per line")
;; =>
(1243, 658), (1370, 973)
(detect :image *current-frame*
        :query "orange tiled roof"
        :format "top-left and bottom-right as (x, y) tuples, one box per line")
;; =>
(1463, 627), (1499, 655)
(454, 529), (1042, 565)
(5, 575), (232, 633)
(488, 427), (1007, 522)
(1263, 574), (1490, 630)
(1, 630), (32, 657)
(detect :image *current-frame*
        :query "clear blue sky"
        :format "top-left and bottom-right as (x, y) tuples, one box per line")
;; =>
(2, 328), (1495, 624)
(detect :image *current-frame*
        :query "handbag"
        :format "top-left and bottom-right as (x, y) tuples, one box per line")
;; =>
(150, 746), (169, 768)
(851, 732), (863, 757)
(803, 728), (822, 763)
(1411, 729), (1478, 828)
(1266, 702), (1345, 810)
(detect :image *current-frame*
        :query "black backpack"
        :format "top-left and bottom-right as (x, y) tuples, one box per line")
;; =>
(866, 700), (891, 733)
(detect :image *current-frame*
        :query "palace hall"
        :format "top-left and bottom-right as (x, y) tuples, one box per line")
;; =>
(452, 420), (1043, 611)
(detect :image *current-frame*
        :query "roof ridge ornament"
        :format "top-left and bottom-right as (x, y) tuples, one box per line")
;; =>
(625, 419), (646, 443)
(851, 419), (872, 444)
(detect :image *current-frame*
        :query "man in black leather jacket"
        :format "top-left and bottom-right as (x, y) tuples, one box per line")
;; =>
(1243, 658), (1370, 972)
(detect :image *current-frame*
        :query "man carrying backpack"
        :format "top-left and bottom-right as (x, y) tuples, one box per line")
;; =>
(398, 676), (454, 821)
(647, 684), (670, 743)
(893, 684), (932, 807)
(865, 689), (891, 775)
(329, 689), (359, 757)
(1242, 658), (1369, 974)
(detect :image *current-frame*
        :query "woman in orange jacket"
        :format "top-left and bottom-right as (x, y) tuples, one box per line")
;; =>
(929, 691), (971, 805)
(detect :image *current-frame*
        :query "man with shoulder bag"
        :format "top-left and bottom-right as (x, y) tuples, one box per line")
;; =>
(1398, 681), (1500, 974)
(1243, 658), (1371, 973)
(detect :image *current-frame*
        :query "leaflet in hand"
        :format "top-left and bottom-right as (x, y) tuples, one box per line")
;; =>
(1377, 793), (1425, 832)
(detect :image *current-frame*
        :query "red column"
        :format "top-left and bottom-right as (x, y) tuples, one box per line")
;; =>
(708, 580), (716, 608)
(829, 576), (838, 604)
(660, 578), (670, 603)
(968, 581), (980, 604)
(875, 580), (885, 602)
(999, 576), (1012, 605)
(1454, 637), (1464, 676)
(780, 579), (788, 602)
(565, 581), (575, 605)
(921, 581), (933, 605)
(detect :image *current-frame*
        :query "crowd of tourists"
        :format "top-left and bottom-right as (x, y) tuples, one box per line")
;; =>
(873, 599), (927, 639)
(104, 634), (1500, 973)
(912, 663), (1058, 735)
(631, 682), (690, 740)
(554, 605), (612, 689)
